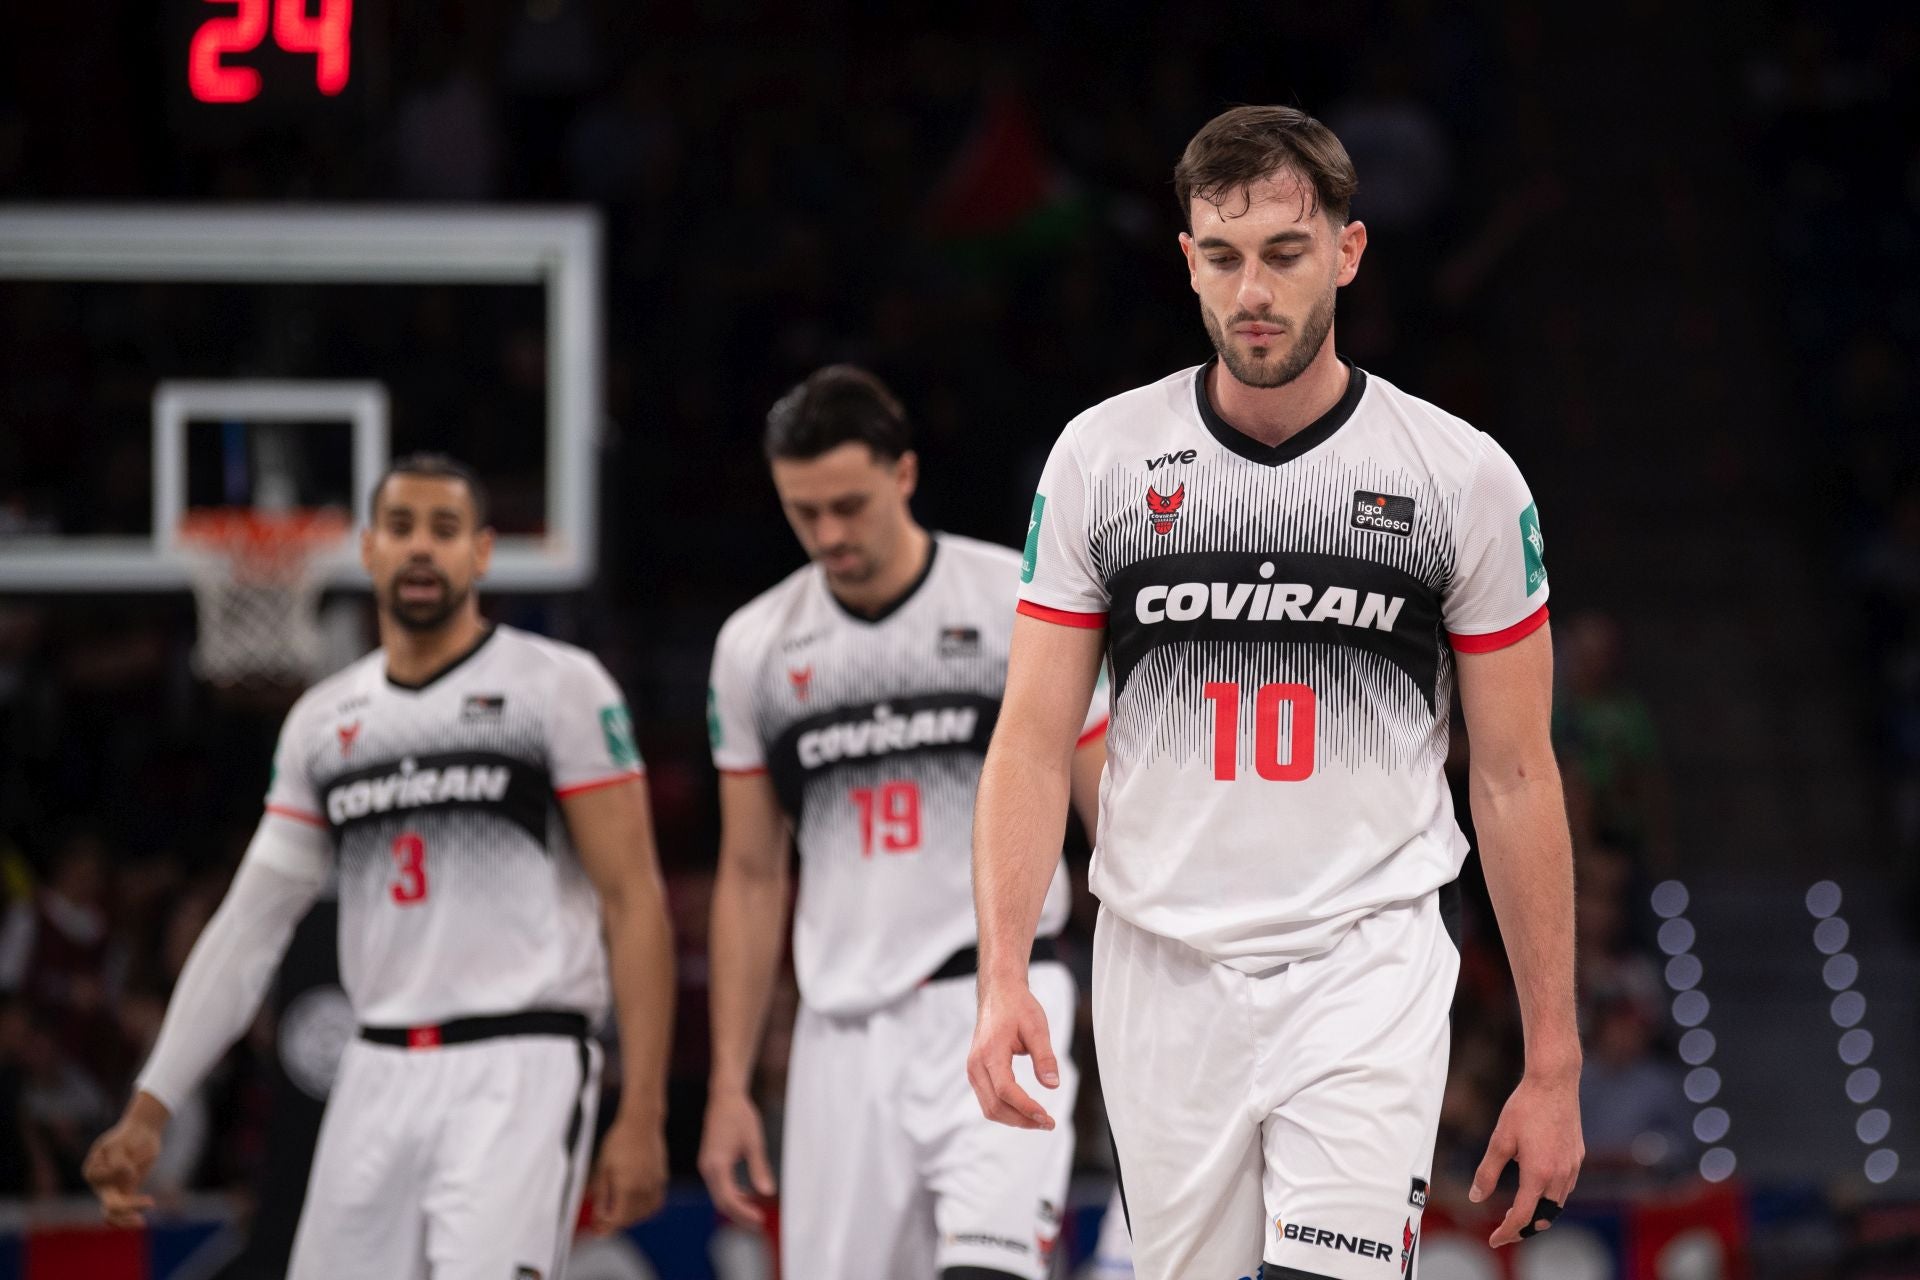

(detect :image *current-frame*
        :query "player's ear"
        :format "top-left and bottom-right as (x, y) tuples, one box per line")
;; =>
(472, 525), (495, 578)
(1178, 231), (1199, 292)
(360, 523), (376, 575)
(895, 450), (919, 501)
(1335, 218), (1367, 287)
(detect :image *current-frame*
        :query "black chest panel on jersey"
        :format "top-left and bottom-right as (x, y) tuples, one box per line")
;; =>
(318, 750), (553, 844)
(1105, 549), (1443, 707)
(765, 691), (1001, 817)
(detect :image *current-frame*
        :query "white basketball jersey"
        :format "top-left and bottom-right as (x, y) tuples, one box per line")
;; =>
(1020, 361), (1549, 969)
(709, 534), (1107, 1016)
(261, 626), (645, 1025)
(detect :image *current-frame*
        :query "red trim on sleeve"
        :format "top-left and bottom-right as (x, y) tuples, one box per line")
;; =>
(553, 770), (645, 799)
(265, 804), (326, 828)
(1016, 600), (1108, 629)
(1076, 717), (1110, 748)
(1449, 604), (1550, 654)
(717, 765), (769, 777)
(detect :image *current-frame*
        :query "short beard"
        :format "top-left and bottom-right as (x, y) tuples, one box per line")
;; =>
(385, 581), (469, 633)
(1204, 286), (1336, 390)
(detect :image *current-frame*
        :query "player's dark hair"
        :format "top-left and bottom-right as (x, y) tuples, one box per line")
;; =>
(763, 365), (912, 464)
(1174, 105), (1358, 229)
(370, 452), (491, 527)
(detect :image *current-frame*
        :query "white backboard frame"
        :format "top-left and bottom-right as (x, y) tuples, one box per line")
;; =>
(0, 207), (601, 591)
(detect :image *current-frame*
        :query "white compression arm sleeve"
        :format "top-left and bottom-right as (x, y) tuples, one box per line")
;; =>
(134, 819), (328, 1114)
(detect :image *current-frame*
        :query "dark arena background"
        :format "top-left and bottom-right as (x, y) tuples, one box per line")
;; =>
(2, 3), (1918, 1278)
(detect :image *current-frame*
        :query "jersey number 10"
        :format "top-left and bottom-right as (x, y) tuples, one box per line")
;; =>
(851, 781), (922, 857)
(1202, 682), (1316, 782)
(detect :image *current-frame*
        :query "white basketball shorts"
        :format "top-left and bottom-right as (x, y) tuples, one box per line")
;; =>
(780, 960), (1079, 1279)
(1093, 893), (1457, 1280)
(287, 1025), (601, 1280)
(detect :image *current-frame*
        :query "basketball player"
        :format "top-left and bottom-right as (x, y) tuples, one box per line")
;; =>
(969, 106), (1584, 1279)
(84, 454), (674, 1279)
(697, 366), (1107, 1280)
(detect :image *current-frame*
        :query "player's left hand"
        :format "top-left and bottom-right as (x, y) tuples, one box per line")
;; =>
(1470, 1064), (1584, 1248)
(586, 1112), (668, 1234)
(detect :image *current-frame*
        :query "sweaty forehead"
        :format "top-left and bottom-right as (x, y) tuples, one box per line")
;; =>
(377, 475), (475, 519)
(770, 442), (891, 503)
(1188, 169), (1324, 239)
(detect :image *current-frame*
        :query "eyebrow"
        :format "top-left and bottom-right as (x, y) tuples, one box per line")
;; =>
(1195, 230), (1315, 251)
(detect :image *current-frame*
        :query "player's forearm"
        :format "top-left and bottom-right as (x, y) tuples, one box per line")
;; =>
(973, 734), (1072, 990)
(707, 856), (788, 1097)
(1471, 759), (1581, 1075)
(602, 883), (675, 1124)
(135, 859), (317, 1113)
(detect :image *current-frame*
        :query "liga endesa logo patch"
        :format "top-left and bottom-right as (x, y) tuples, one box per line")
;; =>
(1352, 490), (1416, 537)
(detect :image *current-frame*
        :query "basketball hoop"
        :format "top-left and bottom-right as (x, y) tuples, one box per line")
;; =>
(179, 508), (352, 687)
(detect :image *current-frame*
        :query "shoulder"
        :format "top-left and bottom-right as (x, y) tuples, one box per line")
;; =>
(1353, 368), (1511, 484)
(494, 625), (605, 680)
(936, 532), (1021, 577)
(1058, 365), (1204, 464)
(715, 563), (816, 665)
(286, 650), (379, 733)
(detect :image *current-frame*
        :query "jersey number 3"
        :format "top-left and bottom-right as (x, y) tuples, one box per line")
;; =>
(1202, 682), (1316, 782)
(390, 832), (429, 904)
(852, 781), (922, 857)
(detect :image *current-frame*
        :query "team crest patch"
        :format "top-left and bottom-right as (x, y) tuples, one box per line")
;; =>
(461, 693), (505, 720)
(1145, 483), (1185, 534)
(788, 666), (814, 700)
(1352, 490), (1415, 537)
(1520, 501), (1548, 594)
(598, 705), (639, 768)
(514, 1267), (543, 1280)
(336, 721), (361, 758)
(1403, 1219), (1417, 1275)
(939, 626), (980, 658)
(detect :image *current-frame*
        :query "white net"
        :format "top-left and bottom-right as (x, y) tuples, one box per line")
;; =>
(181, 511), (348, 687)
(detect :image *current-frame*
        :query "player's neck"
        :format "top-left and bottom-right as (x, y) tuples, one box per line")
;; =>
(830, 523), (932, 620)
(380, 608), (492, 687)
(1207, 338), (1349, 448)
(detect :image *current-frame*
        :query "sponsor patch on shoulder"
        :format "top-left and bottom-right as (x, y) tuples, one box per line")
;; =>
(1352, 490), (1416, 536)
(1409, 1175), (1429, 1208)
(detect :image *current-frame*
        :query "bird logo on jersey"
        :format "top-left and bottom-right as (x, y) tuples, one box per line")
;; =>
(788, 666), (814, 700)
(336, 721), (361, 758)
(1145, 483), (1186, 534)
(1402, 1219), (1416, 1274)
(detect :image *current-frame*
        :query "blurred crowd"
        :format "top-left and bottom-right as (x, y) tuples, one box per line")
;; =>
(0, 0), (1915, 1248)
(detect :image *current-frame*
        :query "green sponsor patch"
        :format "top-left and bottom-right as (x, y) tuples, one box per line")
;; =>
(706, 687), (722, 751)
(1520, 502), (1547, 595)
(1021, 493), (1046, 584)
(600, 704), (640, 768)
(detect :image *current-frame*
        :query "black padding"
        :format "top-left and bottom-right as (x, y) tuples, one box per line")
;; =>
(940, 1269), (1025, 1280)
(1517, 1195), (1563, 1239)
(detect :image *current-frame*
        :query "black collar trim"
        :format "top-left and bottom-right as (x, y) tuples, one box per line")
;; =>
(386, 625), (498, 692)
(830, 534), (939, 626)
(1193, 357), (1367, 467)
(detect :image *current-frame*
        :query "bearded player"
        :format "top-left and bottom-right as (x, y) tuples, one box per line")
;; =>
(85, 454), (674, 1279)
(970, 106), (1584, 1278)
(698, 366), (1106, 1279)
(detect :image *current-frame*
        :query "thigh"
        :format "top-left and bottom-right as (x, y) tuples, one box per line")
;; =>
(779, 1002), (930, 1280)
(1259, 896), (1457, 1278)
(288, 1041), (431, 1280)
(421, 1037), (601, 1280)
(1093, 908), (1266, 1280)
(916, 963), (1079, 1280)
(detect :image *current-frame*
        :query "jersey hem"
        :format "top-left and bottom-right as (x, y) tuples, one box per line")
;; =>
(553, 770), (645, 799)
(264, 803), (326, 828)
(715, 764), (769, 776)
(1017, 599), (1108, 629)
(1448, 603), (1550, 653)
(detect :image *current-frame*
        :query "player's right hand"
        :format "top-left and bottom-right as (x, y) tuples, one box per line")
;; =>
(83, 1099), (166, 1228)
(967, 979), (1058, 1131)
(697, 1089), (776, 1229)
